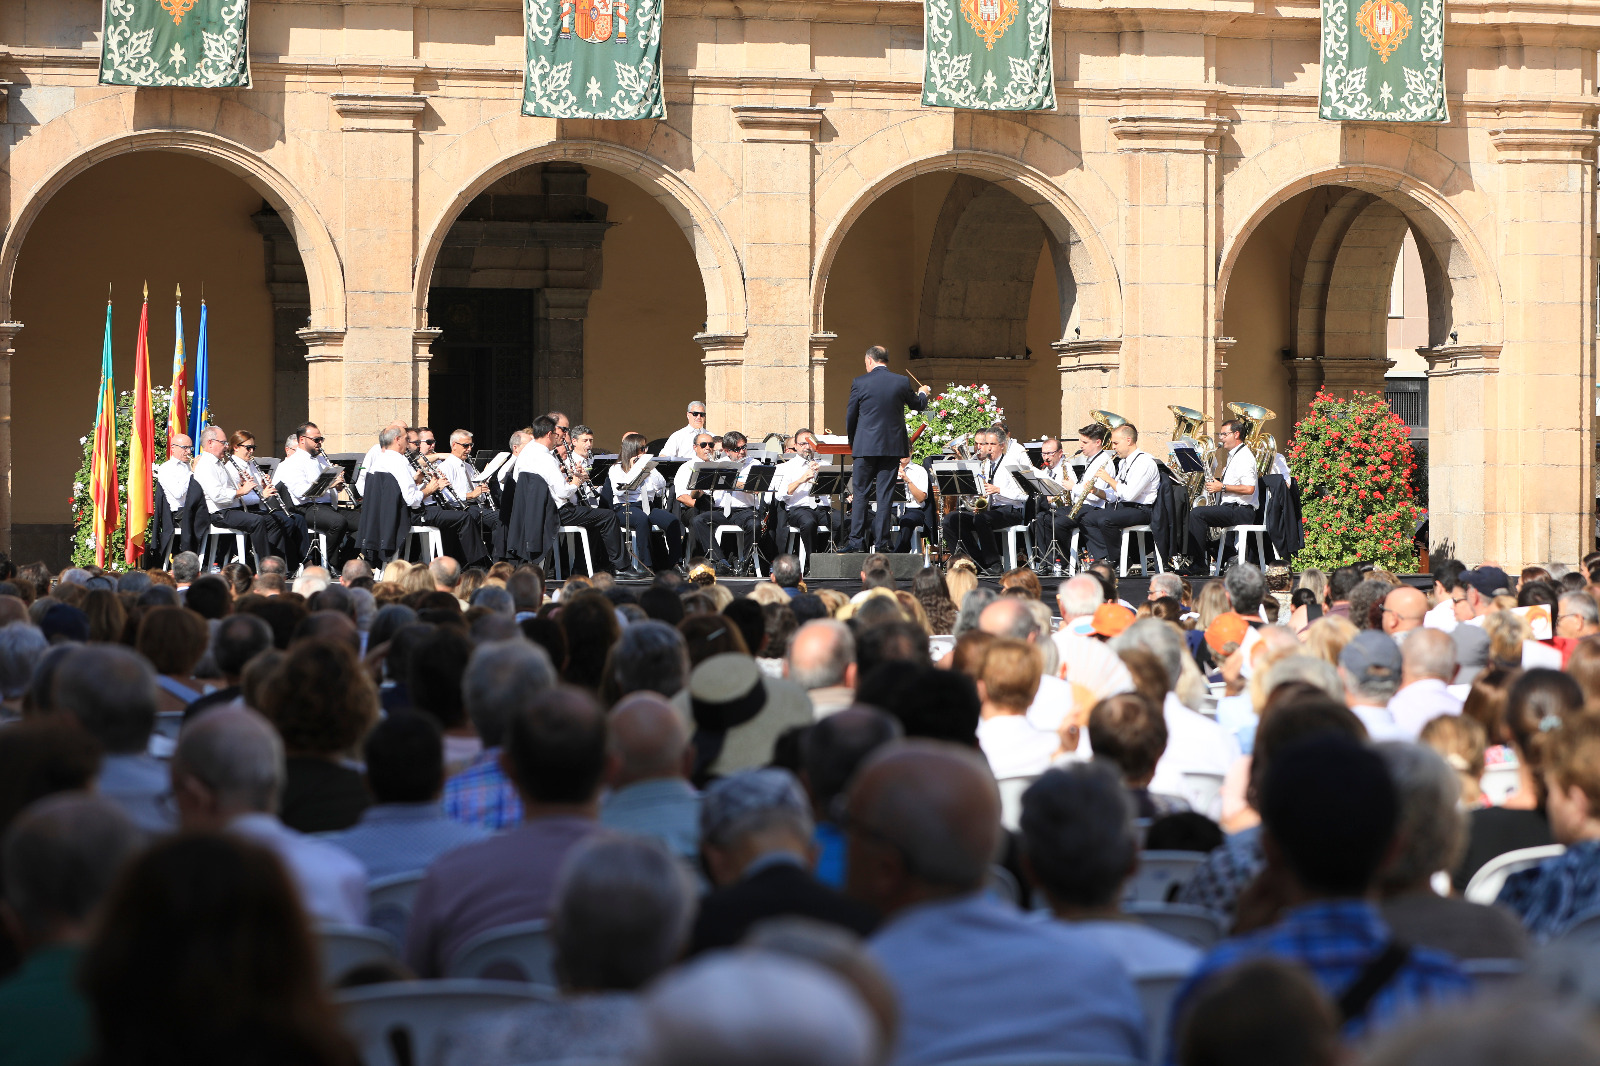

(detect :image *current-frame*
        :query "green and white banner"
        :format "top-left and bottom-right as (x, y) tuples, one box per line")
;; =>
(99, 0), (250, 88)
(922, 0), (1055, 111)
(1320, 0), (1446, 122)
(522, 0), (664, 120)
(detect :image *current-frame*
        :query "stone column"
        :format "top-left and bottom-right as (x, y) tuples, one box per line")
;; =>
(537, 288), (592, 421)
(696, 332), (748, 431)
(1054, 338), (1121, 432)
(411, 328), (441, 429)
(1421, 344), (1501, 564)
(326, 92), (427, 453)
(297, 328), (348, 447)
(1486, 123), (1598, 566)
(731, 105), (824, 438)
(0, 321), (19, 552)
(809, 332), (836, 432)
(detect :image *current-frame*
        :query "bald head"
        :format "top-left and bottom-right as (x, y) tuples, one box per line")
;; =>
(1401, 627), (1457, 684)
(608, 692), (690, 786)
(1383, 586), (1428, 635)
(787, 619), (855, 691)
(978, 597), (1040, 643)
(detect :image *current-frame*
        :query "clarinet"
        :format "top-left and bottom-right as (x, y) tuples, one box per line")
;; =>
(249, 458), (287, 513)
(226, 455), (261, 512)
(409, 451), (465, 509)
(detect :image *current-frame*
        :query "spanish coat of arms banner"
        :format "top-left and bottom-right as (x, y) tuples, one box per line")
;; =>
(1319, 0), (1446, 122)
(921, 0), (1055, 111)
(521, 0), (664, 120)
(99, 0), (251, 88)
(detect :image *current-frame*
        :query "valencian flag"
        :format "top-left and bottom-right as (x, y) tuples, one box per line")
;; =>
(98, 0), (251, 88)
(921, 0), (1055, 110)
(88, 297), (120, 569)
(1320, 0), (1446, 121)
(169, 285), (187, 445)
(520, 0), (663, 119)
(126, 285), (155, 567)
(187, 298), (211, 445)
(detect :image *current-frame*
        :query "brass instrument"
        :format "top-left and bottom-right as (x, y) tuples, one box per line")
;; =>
(1066, 409), (1126, 519)
(1227, 401), (1280, 478)
(1167, 404), (1216, 504)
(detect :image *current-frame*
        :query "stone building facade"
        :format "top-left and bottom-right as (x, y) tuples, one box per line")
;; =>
(0, 0), (1595, 566)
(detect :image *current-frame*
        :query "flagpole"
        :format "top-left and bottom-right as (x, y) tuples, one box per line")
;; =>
(169, 282), (187, 445)
(89, 291), (120, 568)
(126, 282), (154, 567)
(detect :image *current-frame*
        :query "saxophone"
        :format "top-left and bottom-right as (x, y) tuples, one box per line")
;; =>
(1067, 449), (1115, 520)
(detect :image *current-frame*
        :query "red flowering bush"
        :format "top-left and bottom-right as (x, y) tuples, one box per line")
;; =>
(1287, 390), (1423, 572)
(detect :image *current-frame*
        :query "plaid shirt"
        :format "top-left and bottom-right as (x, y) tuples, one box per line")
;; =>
(1497, 838), (1600, 941)
(443, 748), (523, 831)
(1164, 900), (1472, 1062)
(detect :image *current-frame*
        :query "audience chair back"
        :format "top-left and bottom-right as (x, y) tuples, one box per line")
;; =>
(1121, 901), (1224, 949)
(996, 773), (1040, 833)
(336, 979), (553, 1066)
(1122, 851), (1206, 904)
(1464, 844), (1566, 904)
(1178, 771), (1226, 821)
(1136, 970), (1192, 1065)
(367, 872), (426, 946)
(445, 919), (556, 987)
(319, 925), (400, 987)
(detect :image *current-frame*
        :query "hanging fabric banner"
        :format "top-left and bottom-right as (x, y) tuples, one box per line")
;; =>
(521, 0), (664, 120)
(99, 0), (251, 89)
(1320, 0), (1446, 122)
(921, 0), (1055, 111)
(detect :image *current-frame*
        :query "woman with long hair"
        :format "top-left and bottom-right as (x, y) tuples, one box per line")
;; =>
(608, 432), (684, 574)
(227, 430), (309, 566)
(911, 567), (958, 635)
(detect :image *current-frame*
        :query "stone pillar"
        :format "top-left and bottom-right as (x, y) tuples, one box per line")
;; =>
(411, 328), (441, 429)
(537, 288), (592, 421)
(1283, 349), (1323, 419)
(1487, 123), (1598, 566)
(1054, 338), (1121, 433)
(808, 332), (836, 432)
(251, 208), (311, 450)
(730, 105), (824, 438)
(1107, 115), (1228, 443)
(1421, 344), (1501, 565)
(696, 332), (748, 431)
(0, 321), (19, 552)
(326, 92), (427, 453)
(297, 329), (348, 447)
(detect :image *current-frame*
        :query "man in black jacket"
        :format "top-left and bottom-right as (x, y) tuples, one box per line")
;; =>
(844, 346), (930, 552)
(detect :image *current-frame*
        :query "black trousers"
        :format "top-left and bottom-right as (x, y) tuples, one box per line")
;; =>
(301, 503), (360, 568)
(940, 503), (1024, 570)
(415, 503), (488, 567)
(785, 505), (833, 557)
(557, 503), (623, 572)
(619, 504), (684, 570)
(1030, 506), (1086, 563)
(892, 508), (928, 554)
(1187, 503), (1257, 566)
(209, 507), (282, 566)
(691, 507), (772, 566)
(846, 456), (899, 552)
(1081, 503), (1153, 562)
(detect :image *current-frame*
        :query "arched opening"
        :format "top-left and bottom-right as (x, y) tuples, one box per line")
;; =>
(10, 151), (304, 563)
(419, 162), (708, 450)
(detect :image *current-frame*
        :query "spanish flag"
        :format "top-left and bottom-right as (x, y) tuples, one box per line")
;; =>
(88, 296), (120, 568)
(125, 284), (154, 567)
(168, 284), (187, 444)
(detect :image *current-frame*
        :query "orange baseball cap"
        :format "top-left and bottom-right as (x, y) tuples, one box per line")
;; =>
(1206, 611), (1251, 655)
(1091, 603), (1136, 639)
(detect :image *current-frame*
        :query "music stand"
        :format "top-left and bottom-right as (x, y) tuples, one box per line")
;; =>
(588, 455), (618, 487)
(737, 463), (779, 575)
(932, 462), (981, 566)
(1014, 467), (1069, 572)
(812, 468), (850, 498)
(612, 458), (661, 570)
(302, 468), (341, 505)
(690, 462), (740, 494)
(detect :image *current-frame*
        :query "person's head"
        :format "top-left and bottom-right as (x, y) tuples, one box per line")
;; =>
(1348, 577), (1397, 630)
(607, 692), (691, 789)
(1504, 668), (1585, 805)
(976, 638), (1041, 716)
(2, 794), (141, 950)
(678, 612), (749, 667)
(880, 666), (980, 748)
(721, 430), (748, 460)
(503, 686), (607, 809)
(1109, 618), (1184, 697)
(722, 598), (767, 658)
(1419, 713), (1488, 806)
(359, 711), (446, 805)
(259, 639), (378, 757)
(1248, 693), (1367, 812)
(609, 621), (691, 701)
(1325, 565), (1362, 606)
(208, 613), (274, 684)
(81, 589), (127, 644)
(1147, 572), (1184, 603)
(1543, 714), (1600, 845)
(1362, 1002), (1600, 1066)
(1176, 957), (1341, 1066)
(1056, 573), (1104, 622)
(854, 618), (929, 678)
(559, 591), (620, 690)
(1560, 591), (1600, 639)
(171, 708), (286, 828)
(0, 622), (48, 700)
(551, 834), (695, 994)
(168, 432), (194, 462)
(134, 604), (209, 677)
(1338, 629), (1402, 706)
(1088, 693), (1167, 788)
(1019, 761), (1137, 913)
(1260, 735), (1398, 898)
(863, 344), (889, 371)
(52, 644), (159, 755)
(1382, 585), (1429, 635)
(700, 768), (815, 886)
(463, 640), (558, 749)
(1223, 562), (1266, 618)
(802, 707), (901, 825)
(1460, 566), (1512, 617)
(1110, 423), (1139, 457)
(845, 740), (999, 914)
(787, 619), (856, 691)
(976, 596), (1041, 646)
(1400, 627), (1456, 686)
(1373, 741), (1466, 897)
(404, 626), (473, 732)
(683, 399), (708, 427)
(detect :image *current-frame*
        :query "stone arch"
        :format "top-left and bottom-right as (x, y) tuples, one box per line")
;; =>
(0, 128), (345, 331)
(413, 139), (745, 337)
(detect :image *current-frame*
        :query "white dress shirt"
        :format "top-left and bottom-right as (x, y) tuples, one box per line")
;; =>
(1063, 451), (1109, 511)
(776, 455), (826, 509)
(1106, 449), (1160, 506)
(434, 453), (478, 501)
(193, 452), (247, 514)
(714, 457), (759, 513)
(899, 463), (929, 508)
(355, 443), (386, 496)
(1387, 678), (1464, 740)
(366, 448), (425, 508)
(609, 461), (667, 507)
(156, 457), (192, 514)
(515, 441), (577, 507)
(663, 424), (708, 459)
(987, 440), (1030, 506)
(1216, 443), (1260, 509)
(277, 448), (337, 506)
(978, 714), (1061, 780)
(1148, 692), (1241, 815)
(674, 460), (704, 499)
(230, 812), (367, 926)
(1424, 599), (1459, 632)
(1350, 701), (1406, 741)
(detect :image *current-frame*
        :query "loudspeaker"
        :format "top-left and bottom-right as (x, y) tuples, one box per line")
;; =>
(805, 552), (927, 581)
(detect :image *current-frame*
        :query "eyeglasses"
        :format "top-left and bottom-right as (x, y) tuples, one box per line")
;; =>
(689, 411), (707, 418)
(174, 443), (194, 452)
(303, 436), (325, 445)
(420, 438), (435, 446)
(240, 444), (256, 451)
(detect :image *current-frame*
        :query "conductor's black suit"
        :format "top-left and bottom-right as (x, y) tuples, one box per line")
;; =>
(845, 363), (928, 552)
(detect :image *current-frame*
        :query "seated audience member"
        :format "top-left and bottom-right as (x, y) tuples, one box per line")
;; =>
(1145, 811), (1225, 854)
(0, 622), (48, 714)
(78, 833), (358, 1066)
(1021, 762), (1200, 977)
(326, 712), (488, 881)
(1176, 957), (1340, 1066)
(1338, 630), (1405, 740)
(849, 742), (1145, 1063)
(438, 836), (695, 1066)
(643, 950), (879, 1066)
(1363, 1001), (1600, 1066)
(976, 638), (1060, 780)
(605, 621), (691, 703)
(0, 796), (142, 1066)
(1498, 714), (1600, 939)
(407, 687), (606, 977)
(1374, 742), (1528, 959)
(445, 641), (559, 831)
(1170, 738), (1470, 1049)
(1420, 714), (1488, 807)
(788, 619), (857, 718)
(0, 720), (102, 844)
(977, 598), (1077, 739)
(691, 769), (877, 954)
(1089, 693), (1188, 819)
(172, 707), (366, 925)
(881, 665), (982, 748)
(1388, 628), (1462, 740)
(258, 640), (376, 833)
(52, 645), (173, 833)
(803, 707), (902, 889)
(600, 692), (701, 861)
(745, 918), (899, 1054)
(406, 627), (479, 773)
(856, 619), (931, 677)
(136, 606), (211, 713)
(184, 613), (274, 721)
(677, 652), (813, 782)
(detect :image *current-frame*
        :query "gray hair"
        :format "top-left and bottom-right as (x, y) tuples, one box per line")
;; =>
(787, 619), (855, 691)
(172, 552), (201, 585)
(173, 707), (286, 813)
(552, 834), (696, 993)
(1019, 761), (1138, 908)
(463, 639), (557, 747)
(378, 425), (404, 449)
(469, 585), (515, 617)
(952, 586), (998, 638)
(116, 571), (153, 595)
(348, 587), (377, 631)
(701, 769), (815, 851)
(509, 430), (527, 449)
(1562, 591), (1600, 628)
(1109, 618), (1185, 693)
(58, 568), (93, 588)
(1224, 561), (1267, 616)
(613, 621), (690, 699)
(1022, 600), (1059, 674)
(1401, 628), (1457, 683)
(1375, 741), (1466, 892)
(1261, 655), (1345, 701)
(53, 645), (159, 755)
(285, 433), (299, 453)
(1058, 574), (1104, 620)
(2, 794), (142, 937)
(0, 622), (48, 699)
(1148, 573), (1184, 601)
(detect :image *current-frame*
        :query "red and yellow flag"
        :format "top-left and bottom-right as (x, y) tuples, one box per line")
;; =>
(89, 295), (120, 567)
(168, 283), (187, 444)
(126, 284), (154, 567)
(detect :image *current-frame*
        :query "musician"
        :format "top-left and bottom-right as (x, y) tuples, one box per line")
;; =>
(514, 414), (634, 577)
(229, 431), (309, 563)
(891, 455), (930, 553)
(662, 400), (710, 458)
(689, 431), (771, 576)
(940, 426), (1028, 574)
(568, 424), (600, 506)
(775, 428), (833, 556)
(1184, 418), (1260, 575)
(438, 430), (495, 507)
(357, 420), (408, 496)
(610, 432), (683, 573)
(1029, 424), (1109, 569)
(193, 426), (284, 564)
(403, 429), (488, 567)
(284, 433), (299, 460)
(1080, 424), (1162, 565)
(844, 346), (930, 552)
(1037, 437), (1067, 482)
(674, 432), (717, 519)
(279, 422), (361, 568)
(157, 434), (195, 516)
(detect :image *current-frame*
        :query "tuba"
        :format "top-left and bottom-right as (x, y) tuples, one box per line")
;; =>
(1066, 409), (1127, 519)
(1167, 404), (1215, 504)
(1227, 401), (1279, 478)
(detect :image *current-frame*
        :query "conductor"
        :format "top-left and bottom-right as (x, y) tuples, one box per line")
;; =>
(844, 345), (931, 552)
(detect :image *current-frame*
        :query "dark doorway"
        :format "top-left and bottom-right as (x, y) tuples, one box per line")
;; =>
(427, 288), (538, 450)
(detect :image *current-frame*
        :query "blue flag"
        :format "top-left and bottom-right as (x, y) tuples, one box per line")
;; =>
(187, 300), (210, 444)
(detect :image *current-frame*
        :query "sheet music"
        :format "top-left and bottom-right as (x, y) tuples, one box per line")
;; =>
(474, 452), (511, 482)
(622, 456), (659, 492)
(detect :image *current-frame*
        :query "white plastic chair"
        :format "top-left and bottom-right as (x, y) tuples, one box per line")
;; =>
(996, 774), (1039, 832)
(319, 924), (400, 986)
(1480, 764), (1522, 806)
(203, 526), (249, 569)
(1001, 524), (1034, 571)
(366, 871), (426, 946)
(714, 524), (762, 576)
(1464, 844), (1565, 904)
(445, 919), (556, 986)
(1118, 525), (1164, 577)
(408, 525), (443, 564)
(1122, 901), (1224, 948)
(1136, 970), (1191, 1065)
(1124, 851), (1206, 903)
(785, 526), (809, 573)
(336, 979), (553, 1066)
(553, 526), (596, 578)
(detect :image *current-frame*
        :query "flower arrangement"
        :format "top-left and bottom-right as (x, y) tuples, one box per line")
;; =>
(906, 383), (1006, 464)
(1286, 389), (1424, 572)
(70, 385), (178, 569)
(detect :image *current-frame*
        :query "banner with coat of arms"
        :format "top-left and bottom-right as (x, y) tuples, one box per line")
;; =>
(99, 0), (250, 88)
(921, 0), (1055, 111)
(1320, 0), (1446, 122)
(522, 0), (664, 120)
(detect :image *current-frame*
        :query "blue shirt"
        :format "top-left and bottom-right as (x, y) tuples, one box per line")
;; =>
(1498, 837), (1600, 941)
(814, 821), (846, 889)
(325, 802), (490, 881)
(869, 892), (1146, 1065)
(1166, 899), (1472, 1059)
(443, 748), (524, 831)
(600, 778), (701, 861)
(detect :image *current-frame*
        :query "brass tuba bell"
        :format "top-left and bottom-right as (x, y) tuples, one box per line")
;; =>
(1226, 401), (1279, 477)
(1167, 404), (1215, 503)
(1090, 409), (1128, 431)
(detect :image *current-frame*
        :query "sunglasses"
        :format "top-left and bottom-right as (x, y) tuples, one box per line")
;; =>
(420, 439), (435, 446)
(695, 442), (714, 449)
(240, 444), (256, 450)
(689, 411), (707, 417)
(303, 436), (325, 445)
